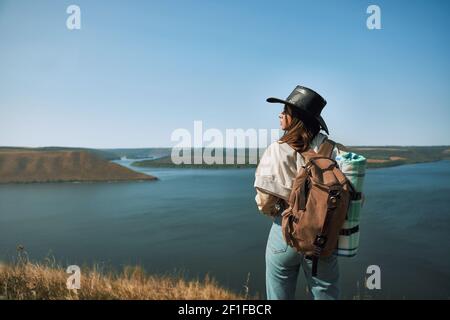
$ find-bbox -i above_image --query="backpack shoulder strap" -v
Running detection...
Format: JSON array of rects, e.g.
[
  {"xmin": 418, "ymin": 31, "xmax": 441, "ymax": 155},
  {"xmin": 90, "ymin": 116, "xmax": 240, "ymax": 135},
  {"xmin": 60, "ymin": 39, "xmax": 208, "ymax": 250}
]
[{"xmin": 317, "ymin": 138, "xmax": 336, "ymax": 158}]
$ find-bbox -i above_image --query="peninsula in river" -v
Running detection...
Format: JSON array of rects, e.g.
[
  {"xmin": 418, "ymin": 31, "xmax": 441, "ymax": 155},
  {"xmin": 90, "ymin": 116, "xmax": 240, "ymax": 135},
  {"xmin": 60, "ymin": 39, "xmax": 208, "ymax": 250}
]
[{"xmin": 0, "ymin": 148, "xmax": 157, "ymax": 183}]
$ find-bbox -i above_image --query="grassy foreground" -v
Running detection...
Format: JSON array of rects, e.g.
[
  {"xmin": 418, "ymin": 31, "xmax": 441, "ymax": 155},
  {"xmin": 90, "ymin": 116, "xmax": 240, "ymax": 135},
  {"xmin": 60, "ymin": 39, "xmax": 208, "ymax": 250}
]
[{"xmin": 0, "ymin": 261, "xmax": 250, "ymax": 300}]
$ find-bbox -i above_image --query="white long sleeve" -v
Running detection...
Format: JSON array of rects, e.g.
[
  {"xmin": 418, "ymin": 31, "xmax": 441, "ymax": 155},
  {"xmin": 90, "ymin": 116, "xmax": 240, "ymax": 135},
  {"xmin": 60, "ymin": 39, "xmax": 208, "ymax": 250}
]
[{"xmin": 254, "ymin": 132, "xmax": 345, "ymax": 205}]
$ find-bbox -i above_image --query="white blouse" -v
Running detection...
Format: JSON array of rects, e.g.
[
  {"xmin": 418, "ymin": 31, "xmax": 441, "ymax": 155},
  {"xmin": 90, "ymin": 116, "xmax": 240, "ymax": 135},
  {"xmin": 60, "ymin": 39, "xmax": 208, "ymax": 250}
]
[{"xmin": 253, "ymin": 132, "xmax": 344, "ymax": 216}]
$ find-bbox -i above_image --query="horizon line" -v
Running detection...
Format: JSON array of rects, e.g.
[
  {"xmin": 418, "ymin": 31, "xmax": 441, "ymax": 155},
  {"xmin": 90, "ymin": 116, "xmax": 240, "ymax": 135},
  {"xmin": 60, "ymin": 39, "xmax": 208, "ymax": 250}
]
[{"xmin": 1, "ymin": 144, "xmax": 450, "ymax": 149}]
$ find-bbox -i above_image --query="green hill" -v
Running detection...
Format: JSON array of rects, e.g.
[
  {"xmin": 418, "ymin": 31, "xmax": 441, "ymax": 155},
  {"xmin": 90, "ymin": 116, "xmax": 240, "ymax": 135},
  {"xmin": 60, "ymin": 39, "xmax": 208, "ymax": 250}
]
[
  {"xmin": 0, "ymin": 146, "xmax": 120, "ymax": 160},
  {"xmin": 0, "ymin": 149, "xmax": 157, "ymax": 183}
]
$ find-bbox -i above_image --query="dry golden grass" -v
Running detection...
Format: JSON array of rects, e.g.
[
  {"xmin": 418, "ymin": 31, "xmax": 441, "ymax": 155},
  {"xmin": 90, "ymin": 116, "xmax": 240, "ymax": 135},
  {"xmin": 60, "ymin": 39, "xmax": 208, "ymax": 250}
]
[{"xmin": 0, "ymin": 261, "xmax": 252, "ymax": 300}]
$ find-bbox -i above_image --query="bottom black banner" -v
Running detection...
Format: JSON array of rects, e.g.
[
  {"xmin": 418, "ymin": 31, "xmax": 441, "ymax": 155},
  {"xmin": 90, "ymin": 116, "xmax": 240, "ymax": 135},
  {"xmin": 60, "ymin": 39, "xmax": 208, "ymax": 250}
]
[{"xmin": 0, "ymin": 299, "xmax": 443, "ymax": 319}]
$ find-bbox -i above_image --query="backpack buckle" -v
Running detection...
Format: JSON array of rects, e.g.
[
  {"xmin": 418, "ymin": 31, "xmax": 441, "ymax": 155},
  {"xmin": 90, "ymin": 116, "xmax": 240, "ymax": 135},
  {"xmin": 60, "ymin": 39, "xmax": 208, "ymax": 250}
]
[
  {"xmin": 314, "ymin": 234, "xmax": 327, "ymax": 248},
  {"xmin": 328, "ymin": 196, "xmax": 338, "ymax": 207},
  {"xmin": 328, "ymin": 188, "xmax": 341, "ymax": 208}
]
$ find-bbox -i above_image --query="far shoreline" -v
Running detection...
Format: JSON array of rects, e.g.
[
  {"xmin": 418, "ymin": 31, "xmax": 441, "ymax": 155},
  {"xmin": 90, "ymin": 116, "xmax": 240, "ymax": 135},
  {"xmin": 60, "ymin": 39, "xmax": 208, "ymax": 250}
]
[
  {"xmin": 128, "ymin": 145, "xmax": 450, "ymax": 171},
  {"xmin": 129, "ymin": 158, "xmax": 450, "ymax": 170}
]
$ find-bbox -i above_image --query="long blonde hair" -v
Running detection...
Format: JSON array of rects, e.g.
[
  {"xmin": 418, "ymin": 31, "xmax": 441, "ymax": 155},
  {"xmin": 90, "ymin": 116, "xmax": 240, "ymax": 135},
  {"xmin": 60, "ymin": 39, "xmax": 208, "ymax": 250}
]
[{"xmin": 278, "ymin": 104, "xmax": 321, "ymax": 153}]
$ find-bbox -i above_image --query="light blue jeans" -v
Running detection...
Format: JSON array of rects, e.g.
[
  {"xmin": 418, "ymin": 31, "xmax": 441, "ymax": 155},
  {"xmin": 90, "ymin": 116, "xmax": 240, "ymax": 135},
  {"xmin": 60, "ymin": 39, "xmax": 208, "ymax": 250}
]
[{"xmin": 265, "ymin": 215, "xmax": 340, "ymax": 300}]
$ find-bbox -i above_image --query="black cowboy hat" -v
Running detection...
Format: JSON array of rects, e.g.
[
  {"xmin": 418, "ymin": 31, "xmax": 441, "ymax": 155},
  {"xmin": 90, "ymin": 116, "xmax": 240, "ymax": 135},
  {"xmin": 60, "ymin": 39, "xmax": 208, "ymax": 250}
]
[{"xmin": 266, "ymin": 85, "xmax": 329, "ymax": 135}]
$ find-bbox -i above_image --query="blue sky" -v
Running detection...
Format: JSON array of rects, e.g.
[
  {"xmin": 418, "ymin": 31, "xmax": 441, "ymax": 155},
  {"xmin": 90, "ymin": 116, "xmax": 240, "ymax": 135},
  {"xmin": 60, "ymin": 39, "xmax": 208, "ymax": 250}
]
[{"xmin": 0, "ymin": 0, "xmax": 449, "ymax": 148}]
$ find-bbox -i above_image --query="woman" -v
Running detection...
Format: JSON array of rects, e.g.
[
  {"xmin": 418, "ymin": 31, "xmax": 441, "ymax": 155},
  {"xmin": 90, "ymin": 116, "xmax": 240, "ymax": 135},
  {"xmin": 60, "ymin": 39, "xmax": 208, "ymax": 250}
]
[{"xmin": 254, "ymin": 85, "xmax": 345, "ymax": 300}]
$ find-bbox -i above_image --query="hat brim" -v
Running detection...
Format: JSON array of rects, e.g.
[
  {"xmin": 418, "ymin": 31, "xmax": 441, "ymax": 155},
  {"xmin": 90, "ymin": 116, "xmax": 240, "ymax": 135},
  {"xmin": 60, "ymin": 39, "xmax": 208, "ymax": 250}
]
[{"xmin": 266, "ymin": 97, "xmax": 329, "ymax": 135}]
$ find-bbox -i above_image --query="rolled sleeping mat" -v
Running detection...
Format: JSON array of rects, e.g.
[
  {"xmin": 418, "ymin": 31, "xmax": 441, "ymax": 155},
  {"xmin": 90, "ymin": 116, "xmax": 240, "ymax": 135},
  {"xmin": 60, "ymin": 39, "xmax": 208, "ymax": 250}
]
[
  {"xmin": 337, "ymin": 226, "xmax": 360, "ymax": 257},
  {"xmin": 335, "ymin": 152, "xmax": 367, "ymax": 257},
  {"xmin": 337, "ymin": 200, "xmax": 362, "ymax": 257},
  {"xmin": 336, "ymin": 151, "xmax": 366, "ymax": 192}
]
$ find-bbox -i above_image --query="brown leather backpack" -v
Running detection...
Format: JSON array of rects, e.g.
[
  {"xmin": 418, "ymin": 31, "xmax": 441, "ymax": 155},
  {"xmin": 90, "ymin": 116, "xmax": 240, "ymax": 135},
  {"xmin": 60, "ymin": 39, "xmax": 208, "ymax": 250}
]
[{"xmin": 281, "ymin": 138, "xmax": 355, "ymax": 276}]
